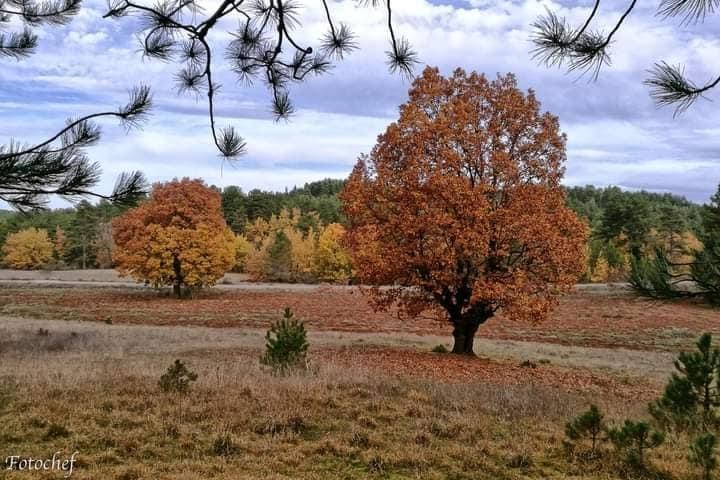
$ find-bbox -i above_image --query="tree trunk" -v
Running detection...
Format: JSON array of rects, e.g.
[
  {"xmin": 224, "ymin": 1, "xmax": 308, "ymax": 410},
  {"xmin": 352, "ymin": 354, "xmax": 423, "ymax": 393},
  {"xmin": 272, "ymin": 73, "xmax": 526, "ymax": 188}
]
[
  {"xmin": 450, "ymin": 306, "xmax": 493, "ymax": 355},
  {"xmin": 172, "ymin": 254, "xmax": 183, "ymax": 299}
]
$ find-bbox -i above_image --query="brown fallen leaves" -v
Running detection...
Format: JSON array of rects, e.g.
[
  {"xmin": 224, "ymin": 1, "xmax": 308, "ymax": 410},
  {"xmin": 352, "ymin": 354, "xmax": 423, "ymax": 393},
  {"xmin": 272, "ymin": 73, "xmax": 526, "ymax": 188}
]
[{"xmin": 318, "ymin": 346, "xmax": 658, "ymax": 401}]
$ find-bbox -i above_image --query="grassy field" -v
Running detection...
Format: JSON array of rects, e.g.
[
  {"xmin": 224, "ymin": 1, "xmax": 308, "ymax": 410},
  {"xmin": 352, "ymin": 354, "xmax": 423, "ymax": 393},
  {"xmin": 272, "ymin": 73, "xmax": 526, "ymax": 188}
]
[{"xmin": 0, "ymin": 281, "xmax": 715, "ymax": 479}]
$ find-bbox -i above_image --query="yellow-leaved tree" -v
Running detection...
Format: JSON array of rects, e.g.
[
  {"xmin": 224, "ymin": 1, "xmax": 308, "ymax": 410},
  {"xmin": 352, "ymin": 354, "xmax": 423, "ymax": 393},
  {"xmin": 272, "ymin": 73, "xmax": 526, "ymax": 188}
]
[
  {"xmin": 244, "ymin": 234, "xmax": 271, "ymax": 279},
  {"xmin": 286, "ymin": 226, "xmax": 317, "ymax": 282},
  {"xmin": 233, "ymin": 234, "xmax": 252, "ymax": 272},
  {"xmin": 314, "ymin": 223, "xmax": 352, "ymax": 282},
  {"xmin": 2, "ymin": 227, "xmax": 54, "ymax": 269},
  {"xmin": 113, "ymin": 178, "xmax": 235, "ymax": 297}
]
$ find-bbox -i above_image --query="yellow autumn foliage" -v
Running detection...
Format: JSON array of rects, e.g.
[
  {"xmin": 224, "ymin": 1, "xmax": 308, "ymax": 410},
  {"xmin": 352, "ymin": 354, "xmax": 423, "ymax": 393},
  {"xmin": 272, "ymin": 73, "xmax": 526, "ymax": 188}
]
[
  {"xmin": 234, "ymin": 234, "xmax": 252, "ymax": 272},
  {"xmin": 244, "ymin": 235, "xmax": 272, "ymax": 280},
  {"xmin": 2, "ymin": 227, "xmax": 54, "ymax": 270},
  {"xmin": 314, "ymin": 223, "xmax": 352, "ymax": 282},
  {"xmin": 589, "ymin": 256, "xmax": 609, "ymax": 283},
  {"xmin": 285, "ymin": 226, "xmax": 317, "ymax": 281},
  {"xmin": 240, "ymin": 209, "xmax": 352, "ymax": 283},
  {"xmin": 245, "ymin": 208, "xmax": 299, "ymax": 244}
]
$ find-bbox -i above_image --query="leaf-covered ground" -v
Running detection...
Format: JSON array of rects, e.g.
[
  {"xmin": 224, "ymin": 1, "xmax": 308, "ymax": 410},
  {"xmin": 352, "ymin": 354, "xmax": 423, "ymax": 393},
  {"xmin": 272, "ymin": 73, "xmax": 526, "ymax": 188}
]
[{"xmin": 0, "ymin": 283, "xmax": 715, "ymax": 351}]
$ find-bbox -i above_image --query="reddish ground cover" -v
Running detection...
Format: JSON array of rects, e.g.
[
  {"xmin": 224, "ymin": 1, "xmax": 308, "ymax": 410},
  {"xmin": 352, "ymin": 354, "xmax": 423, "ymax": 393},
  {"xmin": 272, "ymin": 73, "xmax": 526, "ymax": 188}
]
[
  {"xmin": 318, "ymin": 346, "xmax": 658, "ymax": 401},
  {"xmin": 0, "ymin": 284, "xmax": 716, "ymax": 351}
]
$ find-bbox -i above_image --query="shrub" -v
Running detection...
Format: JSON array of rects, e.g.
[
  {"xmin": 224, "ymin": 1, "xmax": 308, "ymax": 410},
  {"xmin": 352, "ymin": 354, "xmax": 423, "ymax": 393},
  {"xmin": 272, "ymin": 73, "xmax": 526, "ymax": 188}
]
[
  {"xmin": 367, "ymin": 456, "xmax": 385, "ymax": 474},
  {"xmin": 260, "ymin": 308, "xmax": 309, "ymax": 373},
  {"xmin": 349, "ymin": 431, "xmax": 370, "ymax": 448},
  {"xmin": 689, "ymin": 433, "xmax": 717, "ymax": 480},
  {"xmin": 608, "ymin": 420, "xmax": 664, "ymax": 469},
  {"xmin": 212, "ymin": 433, "xmax": 240, "ymax": 456},
  {"xmin": 565, "ymin": 404, "xmax": 605, "ymax": 455},
  {"xmin": 158, "ymin": 359, "xmax": 198, "ymax": 393},
  {"xmin": 431, "ymin": 344, "xmax": 448, "ymax": 354},
  {"xmin": 44, "ymin": 423, "xmax": 70, "ymax": 439},
  {"xmin": 506, "ymin": 453, "xmax": 532, "ymax": 469}
]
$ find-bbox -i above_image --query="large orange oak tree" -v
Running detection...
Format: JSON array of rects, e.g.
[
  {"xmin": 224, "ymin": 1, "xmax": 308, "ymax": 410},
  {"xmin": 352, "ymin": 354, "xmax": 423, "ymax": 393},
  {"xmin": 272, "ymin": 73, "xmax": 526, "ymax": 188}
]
[
  {"xmin": 341, "ymin": 67, "xmax": 588, "ymax": 355},
  {"xmin": 113, "ymin": 178, "xmax": 235, "ymax": 297}
]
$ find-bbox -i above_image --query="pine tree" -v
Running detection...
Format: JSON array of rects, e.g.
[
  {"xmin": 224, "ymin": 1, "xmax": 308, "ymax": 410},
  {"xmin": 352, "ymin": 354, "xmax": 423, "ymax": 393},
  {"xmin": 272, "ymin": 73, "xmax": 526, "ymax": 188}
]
[
  {"xmin": 689, "ymin": 433, "xmax": 718, "ymax": 480},
  {"xmin": 650, "ymin": 333, "xmax": 720, "ymax": 432},
  {"xmin": 264, "ymin": 231, "xmax": 293, "ymax": 282},
  {"xmin": 565, "ymin": 404, "xmax": 605, "ymax": 455},
  {"xmin": 630, "ymin": 183, "xmax": 720, "ymax": 305},
  {"xmin": 607, "ymin": 420, "xmax": 664, "ymax": 469},
  {"xmin": 261, "ymin": 308, "xmax": 309, "ymax": 374}
]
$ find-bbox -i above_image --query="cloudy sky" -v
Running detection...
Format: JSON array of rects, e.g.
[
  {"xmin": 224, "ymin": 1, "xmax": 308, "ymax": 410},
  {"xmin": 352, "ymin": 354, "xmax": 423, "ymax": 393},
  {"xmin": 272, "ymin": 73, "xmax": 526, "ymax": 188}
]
[{"xmin": 2, "ymin": 0, "xmax": 720, "ymax": 206}]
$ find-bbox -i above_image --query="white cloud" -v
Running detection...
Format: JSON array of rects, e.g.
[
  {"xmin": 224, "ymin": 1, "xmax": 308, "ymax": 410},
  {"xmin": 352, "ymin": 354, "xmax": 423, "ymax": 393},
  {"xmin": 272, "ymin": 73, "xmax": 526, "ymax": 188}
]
[{"xmin": 2, "ymin": 0, "xmax": 720, "ymax": 208}]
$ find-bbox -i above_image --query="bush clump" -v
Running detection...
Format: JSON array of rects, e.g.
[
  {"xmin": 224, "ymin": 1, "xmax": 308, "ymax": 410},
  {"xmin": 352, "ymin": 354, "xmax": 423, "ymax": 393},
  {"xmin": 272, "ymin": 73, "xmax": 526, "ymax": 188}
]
[
  {"xmin": 431, "ymin": 344, "xmax": 448, "ymax": 354},
  {"xmin": 44, "ymin": 423, "xmax": 71, "ymax": 439},
  {"xmin": 261, "ymin": 308, "xmax": 309, "ymax": 373},
  {"xmin": 158, "ymin": 359, "xmax": 198, "ymax": 393},
  {"xmin": 212, "ymin": 433, "xmax": 240, "ymax": 456}
]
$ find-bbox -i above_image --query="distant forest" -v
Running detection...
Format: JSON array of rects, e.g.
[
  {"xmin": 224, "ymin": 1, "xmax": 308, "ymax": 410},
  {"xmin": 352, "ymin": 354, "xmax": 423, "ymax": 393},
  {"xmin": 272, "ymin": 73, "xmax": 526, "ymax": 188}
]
[{"xmin": 0, "ymin": 180, "xmax": 708, "ymax": 282}]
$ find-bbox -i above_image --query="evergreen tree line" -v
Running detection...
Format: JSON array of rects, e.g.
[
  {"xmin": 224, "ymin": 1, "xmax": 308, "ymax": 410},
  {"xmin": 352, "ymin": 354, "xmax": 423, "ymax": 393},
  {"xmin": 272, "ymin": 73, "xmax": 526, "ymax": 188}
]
[
  {"xmin": 219, "ymin": 179, "xmax": 346, "ymax": 234},
  {"xmin": 630, "ymin": 186, "xmax": 720, "ymax": 304},
  {"xmin": 566, "ymin": 185, "xmax": 705, "ymax": 283}
]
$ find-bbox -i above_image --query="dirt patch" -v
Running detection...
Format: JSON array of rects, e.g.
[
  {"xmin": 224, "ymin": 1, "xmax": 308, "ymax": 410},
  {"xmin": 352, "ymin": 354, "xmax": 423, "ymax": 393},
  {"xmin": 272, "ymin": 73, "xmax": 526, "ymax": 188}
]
[{"xmin": 0, "ymin": 268, "xmax": 250, "ymax": 284}]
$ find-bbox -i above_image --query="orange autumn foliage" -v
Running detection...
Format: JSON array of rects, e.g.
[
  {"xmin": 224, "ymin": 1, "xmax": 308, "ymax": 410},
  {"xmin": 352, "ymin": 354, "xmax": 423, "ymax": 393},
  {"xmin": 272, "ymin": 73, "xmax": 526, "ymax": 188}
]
[
  {"xmin": 341, "ymin": 67, "xmax": 588, "ymax": 354},
  {"xmin": 112, "ymin": 178, "xmax": 235, "ymax": 297}
]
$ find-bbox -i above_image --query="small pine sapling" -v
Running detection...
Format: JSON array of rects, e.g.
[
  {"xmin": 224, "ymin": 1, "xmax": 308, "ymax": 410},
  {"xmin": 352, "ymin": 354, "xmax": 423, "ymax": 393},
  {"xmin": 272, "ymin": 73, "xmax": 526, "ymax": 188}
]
[
  {"xmin": 689, "ymin": 433, "xmax": 718, "ymax": 480},
  {"xmin": 261, "ymin": 307, "xmax": 309, "ymax": 373},
  {"xmin": 565, "ymin": 405, "xmax": 605, "ymax": 455},
  {"xmin": 608, "ymin": 420, "xmax": 665, "ymax": 469},
  {"xmin": 159, "ymin": 359, "xmax": 198, "ymax": 393}
]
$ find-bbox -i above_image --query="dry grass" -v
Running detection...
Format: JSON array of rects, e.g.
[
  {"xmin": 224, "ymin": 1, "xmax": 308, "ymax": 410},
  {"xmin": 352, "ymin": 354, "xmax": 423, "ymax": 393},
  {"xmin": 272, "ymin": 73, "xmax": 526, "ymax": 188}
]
[
  {"xmin": 0, "ymin": 350, "xmax": 640, "ymax": 479},
  {"xmin": 0, "ymin": 316, "xmax": 694, "ymax": 479},
  {"xmin": 0, "ymin": 281, "xmax": 709, "ymax": 479}
]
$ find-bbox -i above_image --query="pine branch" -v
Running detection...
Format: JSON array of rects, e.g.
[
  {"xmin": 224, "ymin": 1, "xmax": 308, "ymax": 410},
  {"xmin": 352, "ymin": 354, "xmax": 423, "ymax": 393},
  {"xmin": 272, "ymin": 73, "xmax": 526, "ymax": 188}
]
[
  {"xmin": 658, "ymin": 0, "xmax": 720, "ymax": 24},
  {"xmin": 533, "ymin": 0, "xmax": 720, "ymax": 112},
  {"xmin": 645, "ymin": 62, "xmax": 720, "ymax": 116},
  {"xmin": 104, "ymin": 0, "xmax": 417, "ymax": 159},
  {"xmin": 0, "ymin": 0, "xmax": 80, "ymax": 58},
  {"xmin": 0, "ymin": 27, "xmax": 37, "ymax": 58},
  {"xmin": 0, "ymin": 87, "xmax": 152, "ymax": 210}
]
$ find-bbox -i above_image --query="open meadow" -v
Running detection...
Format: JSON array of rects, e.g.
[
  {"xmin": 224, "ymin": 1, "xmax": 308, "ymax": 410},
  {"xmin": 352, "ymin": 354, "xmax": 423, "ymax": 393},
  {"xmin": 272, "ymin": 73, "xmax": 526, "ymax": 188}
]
[{"xmin": 1, "ymin": 276, "xmax": 719, "ymax": 479}]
